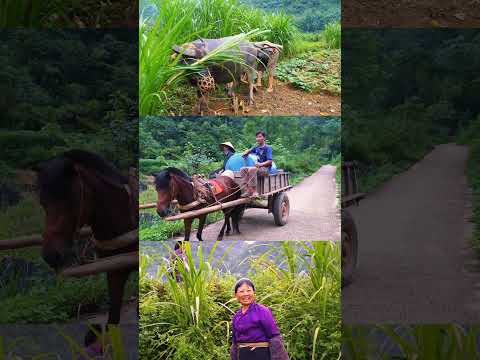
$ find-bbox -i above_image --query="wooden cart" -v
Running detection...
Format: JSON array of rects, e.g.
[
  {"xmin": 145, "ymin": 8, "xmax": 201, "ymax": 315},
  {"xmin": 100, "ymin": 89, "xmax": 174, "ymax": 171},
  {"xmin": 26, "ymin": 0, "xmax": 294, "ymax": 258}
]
[
  {"xmin": 341, "ymin": 161, "xmax": 365, "ymax": 286},
  {"xmin": 144, "ymin": 171, "xmax": 293, "ymax": 226}
]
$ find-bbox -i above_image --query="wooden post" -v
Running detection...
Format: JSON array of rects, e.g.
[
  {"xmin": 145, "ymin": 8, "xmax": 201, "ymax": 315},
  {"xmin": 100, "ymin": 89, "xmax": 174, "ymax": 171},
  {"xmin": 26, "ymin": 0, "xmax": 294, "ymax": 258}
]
[
  {"xmin": 61, "ymin": 252, "xmax": 139, "ymax": 278},
  {"xmin": 164, "ymin": 198, "xmax": 251, "ymax": 221}
]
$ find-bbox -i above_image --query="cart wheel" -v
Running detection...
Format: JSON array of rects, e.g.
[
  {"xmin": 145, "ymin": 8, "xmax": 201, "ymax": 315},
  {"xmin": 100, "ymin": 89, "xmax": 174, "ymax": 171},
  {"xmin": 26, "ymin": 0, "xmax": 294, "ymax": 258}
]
[
  {"xmin": 341, "ymin": 209, "xmax": 358, "ymax": 287},
  {"xmin": 273, "ymin": 192, "xmax": 289, "ymax": 226}
]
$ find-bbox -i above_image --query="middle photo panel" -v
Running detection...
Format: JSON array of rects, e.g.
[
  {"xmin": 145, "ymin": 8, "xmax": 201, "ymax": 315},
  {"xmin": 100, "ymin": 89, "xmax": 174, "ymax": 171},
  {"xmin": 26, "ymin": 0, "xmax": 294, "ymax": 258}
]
[{"xmin": 138, "ymin": 116, "xmax": 340, "ymax": 242}]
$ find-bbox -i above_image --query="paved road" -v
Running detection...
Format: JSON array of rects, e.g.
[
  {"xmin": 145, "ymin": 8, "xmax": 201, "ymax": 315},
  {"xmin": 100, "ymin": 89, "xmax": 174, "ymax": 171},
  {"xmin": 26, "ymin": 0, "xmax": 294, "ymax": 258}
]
[
  {"xmin": 172, "ymin": 165, "xmax": 340, "ymax": 242},
  {"xmin": 343, "ymin": 144, "xmax": 480, "ymax": 323}
]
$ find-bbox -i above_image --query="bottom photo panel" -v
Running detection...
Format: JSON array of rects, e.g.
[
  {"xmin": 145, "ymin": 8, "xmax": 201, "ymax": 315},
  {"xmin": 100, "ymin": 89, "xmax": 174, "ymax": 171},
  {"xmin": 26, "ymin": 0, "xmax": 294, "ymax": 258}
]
[
  {"xmin": 139, "ymin": 240, "xmax": 341, "ymax": 360},
  {"xmin": 343, "ymin": 324, "xmax": 480, "ymax": 359}
]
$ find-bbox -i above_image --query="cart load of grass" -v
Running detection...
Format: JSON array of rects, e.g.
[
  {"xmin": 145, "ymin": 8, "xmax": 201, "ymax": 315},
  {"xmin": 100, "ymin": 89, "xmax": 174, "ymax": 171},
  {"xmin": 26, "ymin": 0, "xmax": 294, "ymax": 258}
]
[
  {"xmin": 139, "ymin": 241, "xmax": 341, "ymax": 360},
  {"xmin": 140, "ymin": 0, "xmax": 299, "ymax": 115}
]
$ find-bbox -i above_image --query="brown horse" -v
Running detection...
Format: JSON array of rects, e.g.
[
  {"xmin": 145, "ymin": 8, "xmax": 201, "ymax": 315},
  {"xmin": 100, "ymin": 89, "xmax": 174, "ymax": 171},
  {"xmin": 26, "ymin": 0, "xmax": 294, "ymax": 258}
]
[
  {"xmin": 35, "ymin": 150, "xmax": 138, "ymax": 325},
  {"xmin": 153, "ymin": 167, "xmax": 243, "ymax": 241}
]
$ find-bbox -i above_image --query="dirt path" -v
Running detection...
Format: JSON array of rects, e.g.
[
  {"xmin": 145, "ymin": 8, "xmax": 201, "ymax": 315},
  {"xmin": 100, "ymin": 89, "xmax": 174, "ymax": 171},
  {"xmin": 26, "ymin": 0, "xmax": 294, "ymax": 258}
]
[
  {"xmin": 343, "ymin": 0, "xmax": 480, "ymax": 27},
  {"xmin": 208, "ymin": 80, "xmax": 340, "ymax": 116},
  {"xmin": 171, "ymin": 165, "xmax": 340, "ymax": 242},
  {"xmin": 343, "ymin": 144, "xmax": 480, "ymax": 323}
]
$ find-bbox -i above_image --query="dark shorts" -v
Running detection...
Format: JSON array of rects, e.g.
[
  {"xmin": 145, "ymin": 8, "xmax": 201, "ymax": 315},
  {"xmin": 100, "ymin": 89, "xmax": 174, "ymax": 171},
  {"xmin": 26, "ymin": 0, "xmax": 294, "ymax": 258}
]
[{"xmin": 239, "ymin": 346, "xmax": 270, "ymax": 360}]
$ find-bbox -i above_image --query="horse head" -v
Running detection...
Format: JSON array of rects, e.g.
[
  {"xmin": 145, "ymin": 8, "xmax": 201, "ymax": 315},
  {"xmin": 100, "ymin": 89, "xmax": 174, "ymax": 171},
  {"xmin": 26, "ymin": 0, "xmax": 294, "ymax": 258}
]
[
  {"xmin": 35, "ymin": 150, "xmax": 134, "ymax": 271},
  {"xmin": 153, "ymin": 167, "xmax": 192, "ymax": 218}
]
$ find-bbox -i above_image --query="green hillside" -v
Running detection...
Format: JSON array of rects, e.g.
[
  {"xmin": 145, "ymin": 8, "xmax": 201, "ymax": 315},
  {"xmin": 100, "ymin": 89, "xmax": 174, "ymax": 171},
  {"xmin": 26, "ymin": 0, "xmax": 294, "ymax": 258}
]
[{"xmin": 240, "ymin": 0, "xmax": 340, "ymax": 32}]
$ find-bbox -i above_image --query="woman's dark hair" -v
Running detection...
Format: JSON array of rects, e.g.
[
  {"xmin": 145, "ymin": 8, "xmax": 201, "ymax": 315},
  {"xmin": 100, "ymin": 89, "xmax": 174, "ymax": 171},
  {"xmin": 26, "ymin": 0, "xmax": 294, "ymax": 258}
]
[
  {"xmin": 255, "ymin": 130, "xmax": 266, "ymax": 138},
  {"xmin": 234, "ymin": 278, "xmax": 255, "ymax": 293}
]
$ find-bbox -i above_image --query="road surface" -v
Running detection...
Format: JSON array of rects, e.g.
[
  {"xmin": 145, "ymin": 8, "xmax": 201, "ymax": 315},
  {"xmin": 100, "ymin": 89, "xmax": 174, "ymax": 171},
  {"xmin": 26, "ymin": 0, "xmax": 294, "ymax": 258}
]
[
  {"xmin": 172, "ymin": 165, "xmax": 340, "ymax": 242},
  {"xmin": 343, "ymin": 143, "xmax": 480, "ymax": 323}
]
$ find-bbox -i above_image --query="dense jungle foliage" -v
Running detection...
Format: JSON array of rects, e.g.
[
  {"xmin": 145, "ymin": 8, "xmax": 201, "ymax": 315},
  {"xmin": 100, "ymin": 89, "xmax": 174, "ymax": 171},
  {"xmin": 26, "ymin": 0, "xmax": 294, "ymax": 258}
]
[
  {"xmin": 343, "ymin": 30, "xmax": 480, "ymax": 192},
  {"xmin": 0, "ymin": 29, "xmax": 138, "ymax": 323},
  {"xmin": 240, "ymin": 0, "xmax": 340, "ymax": 32},
  {"xmin": 139, "ymin": 116, "xmax": 340, "ymax": 241},
  {"xmin": 140, "ymin": 241, "xmax": 341, "ymax": 360},
  {"xmin": 0, "ymin": 0, "xmax": 137, "ymax": 27},
  {"xmin": 343, "ymin": 29, "xmax": 480, "ymax": 258}
]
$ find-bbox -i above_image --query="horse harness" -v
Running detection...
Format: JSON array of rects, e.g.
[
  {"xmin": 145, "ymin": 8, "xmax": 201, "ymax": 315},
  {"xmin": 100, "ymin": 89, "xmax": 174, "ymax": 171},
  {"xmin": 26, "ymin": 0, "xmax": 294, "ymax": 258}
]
[{"xmin": 74, "ymin": 165, "xmax": 138, "ymax": 252}]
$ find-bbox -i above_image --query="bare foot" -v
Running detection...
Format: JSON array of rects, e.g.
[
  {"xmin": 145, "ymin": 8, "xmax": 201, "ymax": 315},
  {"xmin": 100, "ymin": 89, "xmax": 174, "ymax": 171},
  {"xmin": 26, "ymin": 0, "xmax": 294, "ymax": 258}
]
[{"xmin": 267, "ymin": 88, "xmax": 273, "ymax": 93}]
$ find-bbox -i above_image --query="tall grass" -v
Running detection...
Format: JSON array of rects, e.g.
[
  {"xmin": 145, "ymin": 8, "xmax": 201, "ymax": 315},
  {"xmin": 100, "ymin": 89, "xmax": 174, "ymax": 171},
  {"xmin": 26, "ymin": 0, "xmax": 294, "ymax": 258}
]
[
  {"xmin": 140, "ymin": 241, "xmax": 341, "ymax": 359},
  {"xmin": 343, "ymin": 325, "xmax": 480, "ymax": 360},
  {"xmin": 322, "ymin": 22, "xmax": 341, "ymax": 49},
  {"xmin": 139, "ymin": 0, "xmax": 299, "ymax": 115}
]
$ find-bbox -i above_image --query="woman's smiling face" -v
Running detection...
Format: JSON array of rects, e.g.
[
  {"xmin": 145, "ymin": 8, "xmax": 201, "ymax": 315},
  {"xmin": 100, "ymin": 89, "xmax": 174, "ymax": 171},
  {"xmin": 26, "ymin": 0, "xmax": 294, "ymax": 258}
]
[{"xmin": 235, "ymin": 283, "xmax": 255, "ymax": 306}]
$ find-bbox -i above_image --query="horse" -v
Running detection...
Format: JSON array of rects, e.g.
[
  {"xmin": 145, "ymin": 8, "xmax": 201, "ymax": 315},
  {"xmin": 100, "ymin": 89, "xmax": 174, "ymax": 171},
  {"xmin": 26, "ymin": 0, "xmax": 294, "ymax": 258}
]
[
  {"xmin": 153, "ymin": 167, "xmax": 243, "ymax": 241},
  {"xmin": 35, "ymin": 149, "xmax": 138, "ymax": 325}
]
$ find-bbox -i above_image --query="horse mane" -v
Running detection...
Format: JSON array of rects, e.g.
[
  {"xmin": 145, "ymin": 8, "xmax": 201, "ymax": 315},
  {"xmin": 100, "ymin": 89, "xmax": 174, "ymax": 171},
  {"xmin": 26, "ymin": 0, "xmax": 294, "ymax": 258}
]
[
  {"xmin": 37, "ymin": 150, "xmax": 127, "ymax": 201},
  {"xmin": 165, "ymin": 167, "xmax": 191, "ymax": 181},
  {"xmin": 154, "ymin": 167, "xmax": 191, "ymax": 189},
  {"xmin": 63, "ymin": 150, "xmax": 128, "ymax": 186}
]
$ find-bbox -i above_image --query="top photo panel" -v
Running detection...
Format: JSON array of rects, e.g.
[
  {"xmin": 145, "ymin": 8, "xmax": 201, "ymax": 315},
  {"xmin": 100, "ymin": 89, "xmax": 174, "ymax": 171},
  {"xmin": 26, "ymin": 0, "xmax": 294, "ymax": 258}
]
[
  {"xmin": 139, "ymin": 0, "xmax": 341, "ymax": 116},
  {"xmin": 343, "ymin": 0, "xmax": 480, "ymax": 27},
  {"xmin": 0, "ymin": 0, "xmax": 138, "ymax": 27}
]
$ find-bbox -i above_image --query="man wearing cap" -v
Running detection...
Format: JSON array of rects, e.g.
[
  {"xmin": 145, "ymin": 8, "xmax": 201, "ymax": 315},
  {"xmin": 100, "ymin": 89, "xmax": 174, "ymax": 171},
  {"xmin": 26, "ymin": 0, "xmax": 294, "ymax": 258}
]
[{"xmin": 241, "ymin": 130, "xmax": 273, "ymax": 198}]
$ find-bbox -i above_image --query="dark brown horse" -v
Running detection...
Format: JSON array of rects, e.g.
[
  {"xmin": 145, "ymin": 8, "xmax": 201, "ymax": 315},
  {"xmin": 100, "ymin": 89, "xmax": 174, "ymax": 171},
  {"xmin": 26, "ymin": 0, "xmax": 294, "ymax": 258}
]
[
  {"xmin": 153, "ymin": 167, "xmax": 243, "ymax": 241},
  {"xmin": 35, "ymin": 150, "xmax": 138, "ymax": 325}
]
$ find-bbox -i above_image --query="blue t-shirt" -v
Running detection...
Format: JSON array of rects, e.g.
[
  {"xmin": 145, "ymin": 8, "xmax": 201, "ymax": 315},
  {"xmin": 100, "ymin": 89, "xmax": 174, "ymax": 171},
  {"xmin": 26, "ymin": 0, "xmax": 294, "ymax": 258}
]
[{"xmin": 251, "ymin": 144, "xmax": 273, "ymax": 166}]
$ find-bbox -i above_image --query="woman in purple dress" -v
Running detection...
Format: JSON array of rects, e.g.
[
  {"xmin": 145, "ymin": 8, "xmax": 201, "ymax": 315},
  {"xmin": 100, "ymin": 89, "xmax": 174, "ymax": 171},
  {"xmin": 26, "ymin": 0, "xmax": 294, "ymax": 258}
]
[{"xmin": 230, "ymin": 278, "xmax": 290, "ymax": 360}]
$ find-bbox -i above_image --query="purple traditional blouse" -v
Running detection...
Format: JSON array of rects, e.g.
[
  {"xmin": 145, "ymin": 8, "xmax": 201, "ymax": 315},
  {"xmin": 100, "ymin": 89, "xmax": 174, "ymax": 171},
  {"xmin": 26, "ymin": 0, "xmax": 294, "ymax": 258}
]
[{"xmin": 232, "ymin": 302, "xmax": 280, "ymax": 343}]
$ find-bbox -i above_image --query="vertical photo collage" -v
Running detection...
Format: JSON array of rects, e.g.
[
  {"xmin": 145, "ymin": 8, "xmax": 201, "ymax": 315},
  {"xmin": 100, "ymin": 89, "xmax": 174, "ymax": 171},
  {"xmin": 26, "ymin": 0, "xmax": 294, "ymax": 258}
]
[{"xmin": 1, "ymin": 0, "xmax": 480, "ymax": 359}]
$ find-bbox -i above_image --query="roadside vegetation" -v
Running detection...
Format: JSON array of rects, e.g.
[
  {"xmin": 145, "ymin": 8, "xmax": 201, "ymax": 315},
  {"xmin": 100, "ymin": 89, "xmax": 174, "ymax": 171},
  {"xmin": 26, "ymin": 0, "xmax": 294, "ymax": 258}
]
[
  {"xmin": 139, "ymin": 241, "xmax": 341, "ymax": 360},
  {"xmin": 343, "ymin": 324, "xmax": 480, "ymax": 359},
  {"xmin": 343, "ymin": 30, "xmax": 480, "ymax": 193},
  {"xmin": 458, "ymin": 116, "xmax": 480, "ymax": 257}
]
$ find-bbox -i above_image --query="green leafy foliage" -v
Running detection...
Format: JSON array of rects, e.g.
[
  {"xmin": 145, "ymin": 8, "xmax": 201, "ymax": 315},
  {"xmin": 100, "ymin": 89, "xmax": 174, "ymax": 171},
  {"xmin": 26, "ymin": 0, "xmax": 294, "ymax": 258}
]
[
  {"xmin": 1, "ymin": 0, "xmax": 137, "ymax": 27},
  {"xmin": 240, "ymin": 0, "xmax": 340, "ymax": 32},
  {"xmin": 139, "ymin": 241, "xmax": 341, "ymax": 359},
  {"xmin": 343, "ymin": 30, "xmax": 480, "ymax": 193},
  {"xmin": 276, "ymin": 49, "xmax": 340, "ymax": 94}
]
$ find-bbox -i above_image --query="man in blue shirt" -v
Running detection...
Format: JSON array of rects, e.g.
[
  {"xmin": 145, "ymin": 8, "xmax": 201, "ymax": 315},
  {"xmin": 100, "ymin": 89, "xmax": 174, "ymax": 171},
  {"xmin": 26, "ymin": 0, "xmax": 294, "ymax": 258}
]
[{"xmin": 241, "ymin": 131, "xmax": 273, "ymax": 197}]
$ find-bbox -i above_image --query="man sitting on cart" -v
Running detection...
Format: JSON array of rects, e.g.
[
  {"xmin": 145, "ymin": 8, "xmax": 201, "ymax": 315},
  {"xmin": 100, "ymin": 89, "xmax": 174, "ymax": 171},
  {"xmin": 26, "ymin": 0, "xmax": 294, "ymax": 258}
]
[{"xmin": 241, "ymin": 130, "xmax": 273, "ymax": 197}]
